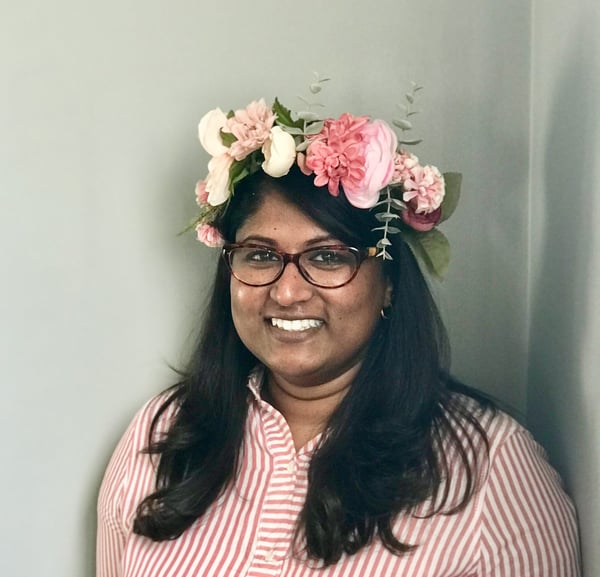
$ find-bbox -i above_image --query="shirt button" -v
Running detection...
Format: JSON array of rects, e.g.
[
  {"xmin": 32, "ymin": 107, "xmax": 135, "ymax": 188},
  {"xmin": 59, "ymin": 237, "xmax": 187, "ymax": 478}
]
[
  {"xmin": 264, "ymin": 549, "xmax": 275, "ymax": 562},
  {"xmin": 286, "ymin": 460, "xmax": 295, "ymax": 473}
]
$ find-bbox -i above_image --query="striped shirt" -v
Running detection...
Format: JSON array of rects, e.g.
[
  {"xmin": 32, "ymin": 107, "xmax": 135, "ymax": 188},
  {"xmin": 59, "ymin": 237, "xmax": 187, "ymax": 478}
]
[{"xmin": 97, "ymin": 377, "xmax": 581, "ymax": 577}]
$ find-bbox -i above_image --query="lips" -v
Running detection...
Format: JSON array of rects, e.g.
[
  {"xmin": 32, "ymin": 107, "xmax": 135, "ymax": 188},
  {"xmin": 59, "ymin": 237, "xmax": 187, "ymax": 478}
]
[{"xmin": 270, "ymin": 318, "xmax": 324, "ymax": 332}]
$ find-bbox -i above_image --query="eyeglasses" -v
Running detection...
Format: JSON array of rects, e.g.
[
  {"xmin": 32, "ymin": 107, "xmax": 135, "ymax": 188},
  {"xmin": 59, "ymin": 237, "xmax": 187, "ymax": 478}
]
[{"xmin": 222, "ymin": 243, "xmax": 377, "ymax": 288}]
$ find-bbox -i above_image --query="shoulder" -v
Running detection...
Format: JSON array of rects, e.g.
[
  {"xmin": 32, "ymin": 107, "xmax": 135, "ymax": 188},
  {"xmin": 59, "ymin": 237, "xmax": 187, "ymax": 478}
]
[
  {"xmin": 447, "ymin": 392, "xmax": 525, "ymax": 442},
  {"xmin": 129, "ymin": 389, "xmax": 180, "ymax": 447},
  {"xmin": 109, "ymin": 390, "xmax": 180, "ymax": 461},
  {"xmin": 97, "ymin": 390, "xmax": 180, "ymax": 530},
  {"xmin": 452, "ymin": 395, "xmax": 558, "ymax": 479},
  {"xmin": 445, "ymin": 395, "xmax": 580, "ymax": 572},
  {"xmin": 479, "ymin": 406, "xmax": 572, "ymax": 503},
  {"xmin": 451, "ymin": 393, "xmax": 562, "ymax": 476},
  {"xmin": 474, "ymin": 411, "xmax": 581, "ymax": 573},
  {"xmin": 441, "ymin": 393, "xmax": 572, "ymax": 501}
]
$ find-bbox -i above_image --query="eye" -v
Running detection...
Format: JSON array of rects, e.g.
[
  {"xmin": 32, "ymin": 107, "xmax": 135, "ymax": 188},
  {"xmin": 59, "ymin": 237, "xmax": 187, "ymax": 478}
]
[
  {"xmin": 242, "ymin": 247, "xmax": 280, "ymax": 265},
  {"xmin": 306, "ymin": 248, "xmax": 353, "ymax": 268}
]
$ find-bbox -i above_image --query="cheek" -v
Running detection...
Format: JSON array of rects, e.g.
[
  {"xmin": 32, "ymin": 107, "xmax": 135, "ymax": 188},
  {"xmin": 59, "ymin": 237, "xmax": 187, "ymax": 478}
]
[
  {"xmin": 337, "ymin": 272, "xmax": 389, "ymax": 325},
  {"xmin": 230, "ymin": 283, "xmax": 247, "ymax": 324},
  {"xmin": 230, "ymin": 282, "xmax": 263, "ymax": 332},
  {"xmin": 330, "ymin": 285, "xmax": 381, "ymax": 328}
]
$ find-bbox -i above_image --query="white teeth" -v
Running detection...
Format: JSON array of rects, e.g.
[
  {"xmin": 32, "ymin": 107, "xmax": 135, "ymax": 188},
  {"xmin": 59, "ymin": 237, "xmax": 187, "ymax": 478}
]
[{"xmin": 270, "ymin": 318, "xmax": 323, "ymax": 331}]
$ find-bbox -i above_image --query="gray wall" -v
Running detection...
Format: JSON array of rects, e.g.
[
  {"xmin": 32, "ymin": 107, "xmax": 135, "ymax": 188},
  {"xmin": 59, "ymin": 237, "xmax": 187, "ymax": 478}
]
[
  {"xmin": 0, "ymin": 0, "xmax": 595, "ymax": 575},
  {"xmin": 529, "ymin": 0, "xmax": 600, "ymax": 574}
]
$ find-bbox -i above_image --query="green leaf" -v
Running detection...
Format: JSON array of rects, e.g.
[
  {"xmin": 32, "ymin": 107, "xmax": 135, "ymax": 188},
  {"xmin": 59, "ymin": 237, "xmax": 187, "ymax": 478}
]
[
  {"xmin": 373, "ymin": 199, "xmax": 390, "ymax": 208},
  {"xmin": 393, "ymin": 118, "xmax": 413, "ymax": 131},
  {"xmin": 398, "ymin": 138, "xmax": 423, "ymax": 146},
  {"xmin": 439, "ymin": 172, "xmax": 462, "ymax": 223},
  {"xmin": 304, "ymin": 120, "xmax": 324, "ymax": 135},
  {"xmin": 179, "ymin": 215, "xmax": 202, "ymax": 236},
  {"xmin": 273, "ymin": 97, "xmax": 304, "ymax": 129},
  {"xmin": 373, "ymin": 225, "xmax": 402, "ymax": 234},
  {"xmin": 403, "ymin": 229, "xmax": 450, "ymax": 281},
  {"xmin": 219, "ymin": 129, "xmax": 237, "ymax": 147},
  {"xmin": 375, "ymin": 212, "xmax": 401, "ymax": 222},
  {"xmin": 282, "ymin": 126, "xmax": 306, "ymax": 136},
  {"xmin": 297, "ymin": 111, "xmax": 320, "ymax": 122},
  {"xmin": 296, "ymin": 140, "xmax": 310, "ymax": 152},
  {"xmin": 377, "ymin": 250, "xmax": 392, "ymax": 260},
  {"xmin": 229, "ymin": 160, "xmax": 250, "ymax": 188}
]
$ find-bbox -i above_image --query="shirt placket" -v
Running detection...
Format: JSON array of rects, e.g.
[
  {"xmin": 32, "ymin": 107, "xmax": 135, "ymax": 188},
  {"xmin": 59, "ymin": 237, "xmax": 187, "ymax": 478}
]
[{"xmin": 246, "ymin": 400, "xmax": 301, "ymax": 577}]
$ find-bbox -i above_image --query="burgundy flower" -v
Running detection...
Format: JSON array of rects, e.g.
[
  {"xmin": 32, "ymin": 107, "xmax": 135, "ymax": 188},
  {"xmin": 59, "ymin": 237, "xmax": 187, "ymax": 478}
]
[{"xmin": 401, "ymin": 201, "xmax": 442, "ymax": 232}]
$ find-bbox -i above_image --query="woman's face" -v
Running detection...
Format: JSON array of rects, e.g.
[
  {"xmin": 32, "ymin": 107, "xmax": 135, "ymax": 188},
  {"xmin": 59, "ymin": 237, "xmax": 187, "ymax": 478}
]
[{"xmin": 230, "ymin": 190, "xmax": 392, "ymax": 392}]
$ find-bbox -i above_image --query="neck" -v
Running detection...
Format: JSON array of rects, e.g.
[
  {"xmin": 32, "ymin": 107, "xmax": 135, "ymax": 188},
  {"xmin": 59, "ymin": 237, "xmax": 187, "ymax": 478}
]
[{"xmin": 264, "ymin": 369, "xmax": 358, "ymax": 450}]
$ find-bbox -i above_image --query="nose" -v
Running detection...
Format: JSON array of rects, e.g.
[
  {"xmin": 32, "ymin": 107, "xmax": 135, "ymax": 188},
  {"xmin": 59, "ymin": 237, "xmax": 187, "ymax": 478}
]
[{"xmin": 269, "ymin": 261, "xmax": 314, "ymax": 306}]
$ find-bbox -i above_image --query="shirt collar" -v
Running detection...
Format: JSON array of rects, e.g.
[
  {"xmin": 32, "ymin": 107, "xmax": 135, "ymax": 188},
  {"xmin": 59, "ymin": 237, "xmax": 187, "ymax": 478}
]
[{"xmin": 246, "ymin": 366, "xmax": 265, "ymax": 402}]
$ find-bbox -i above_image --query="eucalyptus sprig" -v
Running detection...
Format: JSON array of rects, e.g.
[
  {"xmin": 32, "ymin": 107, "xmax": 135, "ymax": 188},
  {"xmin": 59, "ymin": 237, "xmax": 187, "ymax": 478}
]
[
  {"xmin": 372, "ymin": 186, "xmax": 405, "ymax": 260},
  {"xmin": 393, "ymin": 82, "xmax": 424, "ymax": 147},
  {"xmin": 292, "ymin": 72, "xmax": 330, "ymax": 151}
]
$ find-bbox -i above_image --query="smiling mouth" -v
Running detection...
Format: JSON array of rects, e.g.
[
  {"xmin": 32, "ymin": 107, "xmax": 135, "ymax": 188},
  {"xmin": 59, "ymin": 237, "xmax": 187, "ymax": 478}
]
[{"xmin": 270, "ymin": 318, "xmax": 324, "ymax": 332}]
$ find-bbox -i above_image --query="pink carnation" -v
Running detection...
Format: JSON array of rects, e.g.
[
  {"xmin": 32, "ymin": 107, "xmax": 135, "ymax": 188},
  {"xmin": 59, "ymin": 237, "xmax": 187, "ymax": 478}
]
[
  {"xmin": 402, "ymin": 164, "xmax": 445, "ymax": 214},
  {"xmin": 392, "ymin": 150, "xmax": 419, "ymax": 183},
  {"xmin": 195, "ymin": 180, "xmax": 209, "ymax": 205},
  {"xmin": 196, "ymin": 223, "xmax": 225, "ymax": 247},
  {"xmin": 226, "ymin": 99, "xmax": 276, "ymax": 161}
]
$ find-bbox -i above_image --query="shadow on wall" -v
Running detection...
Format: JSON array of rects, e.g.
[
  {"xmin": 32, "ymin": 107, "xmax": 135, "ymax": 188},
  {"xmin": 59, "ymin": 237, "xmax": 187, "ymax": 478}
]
[{"xmin": 528, "ymin": 12, "xmax": 599, "ymax": 574}]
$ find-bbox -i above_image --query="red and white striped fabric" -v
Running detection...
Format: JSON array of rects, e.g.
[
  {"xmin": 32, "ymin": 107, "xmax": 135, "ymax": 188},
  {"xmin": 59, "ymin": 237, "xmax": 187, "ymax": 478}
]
[{"xmin": 97, "ymin": 378, "xmax": 581, "ymax": 577}]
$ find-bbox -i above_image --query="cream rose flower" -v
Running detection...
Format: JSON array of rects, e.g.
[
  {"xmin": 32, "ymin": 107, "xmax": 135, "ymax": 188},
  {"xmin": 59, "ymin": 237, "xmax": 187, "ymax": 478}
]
[
  {"xmin": 198, "ymin": 108, "xmax": 229, "ymax": 156},
  {"xmin": 261, "ymin": 127, "xmax": 297, "ymax": 177},
  {"xmin": 205, "ymin": 153, "xmax": 233, "ymax": 206}
]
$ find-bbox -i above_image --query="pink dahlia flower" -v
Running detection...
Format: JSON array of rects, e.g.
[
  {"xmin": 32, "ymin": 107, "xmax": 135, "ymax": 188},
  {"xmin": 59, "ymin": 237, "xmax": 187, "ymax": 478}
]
[
  {"xmin": 305, "ymin": 113, "xmax": 369, "ymax": 197},
  {"xmin": 196, "ymin": 223, "xmax": 225, "ymax": 247},
  {"xmin": 226, "ymin": 98, "xmax": 276, "ymax": 161},
  {"xmin": 402, "ymin": 164, "xmax": 445, "ymax": 214},
  {"xmin": 314, "ymin": 112, "xmax": 369, "ymax": 146}
]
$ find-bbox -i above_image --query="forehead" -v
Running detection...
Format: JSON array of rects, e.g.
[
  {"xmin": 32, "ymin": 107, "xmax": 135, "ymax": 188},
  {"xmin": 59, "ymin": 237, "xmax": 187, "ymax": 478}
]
[{"xmin": 235, "ymin": 191, "xmax": 335, "ymax": 246}]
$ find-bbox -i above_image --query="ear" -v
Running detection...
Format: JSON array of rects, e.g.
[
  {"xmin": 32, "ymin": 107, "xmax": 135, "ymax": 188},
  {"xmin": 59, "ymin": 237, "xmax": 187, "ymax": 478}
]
[{"xmin": 383, "ymin": 277, "xmax": 393, "ymax": 309}]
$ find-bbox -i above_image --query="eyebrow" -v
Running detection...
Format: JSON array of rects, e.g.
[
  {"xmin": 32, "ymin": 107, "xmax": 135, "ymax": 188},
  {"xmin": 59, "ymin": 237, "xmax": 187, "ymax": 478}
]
[{"xmin": 237, "ymin": 234, "xmax": 340, "ymax": 247}]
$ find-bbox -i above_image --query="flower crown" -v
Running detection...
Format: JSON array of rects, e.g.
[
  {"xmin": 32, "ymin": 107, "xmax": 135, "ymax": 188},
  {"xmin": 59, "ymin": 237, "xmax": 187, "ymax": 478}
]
[{"xmin": 192, "ymin": 80, "xmax": 461, "ymax": 280}]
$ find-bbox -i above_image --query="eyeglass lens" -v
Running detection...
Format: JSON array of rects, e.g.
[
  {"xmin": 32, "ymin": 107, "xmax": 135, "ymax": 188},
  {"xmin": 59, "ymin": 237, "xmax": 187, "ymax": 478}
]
[{"xmin": 227, "ymin": 246, "xmax": 361, "ymax": 288}]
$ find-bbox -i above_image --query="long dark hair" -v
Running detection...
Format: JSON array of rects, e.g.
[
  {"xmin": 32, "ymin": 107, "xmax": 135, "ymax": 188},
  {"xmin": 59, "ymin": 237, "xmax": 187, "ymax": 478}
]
[{"xmin": 133, "ymin": 166, "xmax": 493, "ymax": 565}]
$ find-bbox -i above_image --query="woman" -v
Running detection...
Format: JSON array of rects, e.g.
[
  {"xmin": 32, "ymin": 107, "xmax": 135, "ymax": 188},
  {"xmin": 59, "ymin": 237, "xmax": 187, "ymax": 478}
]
[{"xmin": 97, "ymin": 95, "xmax": 581, "ymax": 576}]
